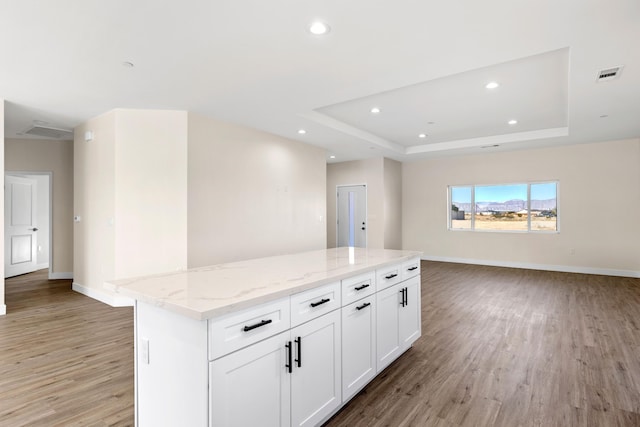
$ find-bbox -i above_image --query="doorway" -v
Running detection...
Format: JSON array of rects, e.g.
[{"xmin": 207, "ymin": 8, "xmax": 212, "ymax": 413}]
[
  {"xmin": 4, "ymin": 172, "xmax": 51, "ymax": 278},
  {"xmin": 337, "ymin": 185, "xmax": 367, "ymax": 248}
]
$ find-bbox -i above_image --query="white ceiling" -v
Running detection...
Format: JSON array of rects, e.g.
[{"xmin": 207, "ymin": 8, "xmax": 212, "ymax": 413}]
[{"xmin": 1, "ymin": 0, "xmax": 639, "ymax": 163}]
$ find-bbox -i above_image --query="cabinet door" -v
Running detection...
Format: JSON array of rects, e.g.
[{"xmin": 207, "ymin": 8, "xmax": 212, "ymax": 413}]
[
  {"xmin": 342, "ymin": 295, "xmax": 376, "ymax": 401},
  {"xmin": 291, "ymin": 310, "xmax": 341, "ymax": 427},
  {"xmin": 376, "ymin": 283, "xmax": 402, "ymax": 372},
  {"xmin": 210, "ymin": 331, "xmax": 290, "ymax": 427},
  {"xmin": 399, "ymin": 276, "xmax": 421, "ymax": 351}
]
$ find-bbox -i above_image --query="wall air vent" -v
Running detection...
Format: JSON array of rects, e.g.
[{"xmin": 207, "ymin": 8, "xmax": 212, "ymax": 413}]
[
  {"xmin": 597, "ymin": 66, "xmax": 623, "ymax": 82},
  {"xmin": 24, "ymin": 125, "xmax": 73, "ymax": 139}
]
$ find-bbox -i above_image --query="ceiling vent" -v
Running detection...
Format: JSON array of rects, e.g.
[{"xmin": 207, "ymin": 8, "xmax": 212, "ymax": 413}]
[
  {"xmin": 24, "ymin": 125, "xmax": 73, "ymax": 139},
  {"xmin": 597, "ymin": 66, "xmax": 623, "ymax": 82}
]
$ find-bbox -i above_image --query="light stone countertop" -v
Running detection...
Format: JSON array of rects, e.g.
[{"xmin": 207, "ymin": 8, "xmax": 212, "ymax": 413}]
[{"xmin": 105, "ymin": 247, "xmax": 421, "ymax": 321}]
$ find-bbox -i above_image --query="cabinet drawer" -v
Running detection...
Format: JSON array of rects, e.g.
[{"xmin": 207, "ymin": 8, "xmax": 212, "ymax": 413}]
[
  {"xmin": 376, "ymin": 263, "xmax": 403, "ymax": 291},
  {"xmin": 402, "ymin": 257, "xmax": 421, "ymax": 280},
  {"xmin": 208, "ymin": 297, "xmax": 290, "ymax": 360},
  {"xmin": 342, "ymin": 271, "xmax": 375, "ymax": 306},
  {"xmin": 290, "ymin": 281, "xmax": 341, "ymax": 327}
]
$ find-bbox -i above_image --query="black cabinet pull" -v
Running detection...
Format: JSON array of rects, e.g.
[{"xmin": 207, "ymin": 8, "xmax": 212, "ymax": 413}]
[
  {"xmin": 385, "ymin": 273, "xmax": 398, "ymax": 279},
  {"xmin": 408, "ymin": 266, "xmax": 418, "ymax": 271},
  {"xmin": 354, "ymin": 283, "xmax": 370, "ymax": 291},
  {"xmin": 285, "ymin": 341, "xmax": 292, "ymax": 373},
  {"xmin": 310, "ymin": 298, "xmax": 330, "ymax": 308},
  {"xmin": 400, "ymin": 288, "xmax": 407, "ymax": 307},
  {"xmin": 243, "ymin": 319, "xmax": 272, "ymax": 332},
  {"xmin": 356, "ymin": 302, "xmax": 371, "ymax": 311},
  {"xmin": 295, "ymin": 337, "xmax": 302, "ymax": 367}
]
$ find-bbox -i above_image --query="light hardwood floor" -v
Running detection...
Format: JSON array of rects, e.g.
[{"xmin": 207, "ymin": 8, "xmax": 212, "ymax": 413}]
[
  {"xmin": 325, "ymin": 262, "xmax": 640, "ymax": 427},
  {"xmin": 0, "ymin": 269, "xmax": 134, "ymax": 426},
  {"xmin": 2, "ymin": 263, "xmax": 639, "ymax": 426}
]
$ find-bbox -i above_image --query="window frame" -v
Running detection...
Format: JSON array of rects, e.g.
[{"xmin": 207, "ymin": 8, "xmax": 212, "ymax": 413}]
[{"xmin": 448, "ymin": 181, "xmax": 559, "ymax": 233}]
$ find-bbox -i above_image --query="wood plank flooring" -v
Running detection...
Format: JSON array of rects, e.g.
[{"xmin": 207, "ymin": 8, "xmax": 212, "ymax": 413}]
[
  {"xmin": 2, "ymin": 263, "xmax": 640, "ymax": 426},
  {"xmin": 325, "ymin": 262, "xmax": 640, "ymax": 427},
  {"xmin": 0, "ymin": 269, "xmax": 134, "ymax": 426}
]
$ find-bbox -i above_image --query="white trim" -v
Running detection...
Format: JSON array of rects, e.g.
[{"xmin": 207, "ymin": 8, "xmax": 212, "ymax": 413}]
[
  {"xmin": 72, "ymin": 282, "xmax": 134, "ymax": 307},
  {"xmin": 422, "ymin": 255, "xmax": 640, "ymax": 278},
  {"xmin": 0, "ymin": 304, "xmax": 6, "ymax": 316},
  {"xmin": 49, "ymin": 271, "xmax": 73, "ymax": 280}
]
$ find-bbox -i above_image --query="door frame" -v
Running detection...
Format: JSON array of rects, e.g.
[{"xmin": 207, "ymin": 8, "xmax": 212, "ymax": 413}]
[
  {"xmin": 5, "ymin": 171, "xmax": 53, "ymax": 279},
  {"xmin": 335, "ymin": 184, "xmax": 367, "ymax": 248}
]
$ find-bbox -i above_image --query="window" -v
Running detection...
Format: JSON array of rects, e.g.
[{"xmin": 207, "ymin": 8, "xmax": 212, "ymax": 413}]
[{"xmin": 449, "ymin": 182, "xmax": 557, "ymax": 232}]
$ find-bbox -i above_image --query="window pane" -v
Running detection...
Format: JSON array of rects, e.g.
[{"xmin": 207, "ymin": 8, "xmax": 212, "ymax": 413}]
[
  {"xmin": 531, "ymin": 182, "xmax": 557, "ymax": 231},
  {"xmin": 474, "ymin": 184, "xmax": 528, "ymax": 231},
  {"xmin": 450, "ymin": 186, "xmax": 471, "ymax": 229}
]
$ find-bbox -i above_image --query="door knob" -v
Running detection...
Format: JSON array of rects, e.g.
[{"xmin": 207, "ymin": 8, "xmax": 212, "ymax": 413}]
[{"xmin": 30, "ymin": 228, "xmax": 38, "ymax": 231}]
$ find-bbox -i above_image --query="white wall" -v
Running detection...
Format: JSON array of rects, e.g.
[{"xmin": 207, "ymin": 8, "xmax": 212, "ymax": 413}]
[
  {"xmin": 114, "ymin": 110, "xmax": 188, "ymax": 278},
  {"xmin": 1, "ymin": 100, "xmax": 5, "ymax": 315},
  {"xmin": 187, "ymin": 113, "xmax": 326, "ymax": 267},
  {"xmin": 74, "ymin": 109, "xmax": 188, "ymax": 305},
  {"xmin": 402, "ymin": 138, "xmax": 640, "ymax": 277},
  {"xmin": 383, "ymin": 158, "xmax": 402, "ymax": 250},
  {"xmin": 326, "ymin": 157, "xmax": 402, "ymax": 250}
]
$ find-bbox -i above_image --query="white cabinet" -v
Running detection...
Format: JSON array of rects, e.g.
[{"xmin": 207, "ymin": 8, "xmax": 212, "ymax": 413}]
[
  {"xmin": 291, "ymin": 310, "xmax": 341, "ymax": 427},
  {"xmin": 399, "ymin": 276, "xmax": 421, "ymax": 349},
  {"xmin": 133, "ymin": 254, "xmax": 421, "ymax": 427},
  {"xmin": 341, "ymin": 294, "xmax": 376, "ymax": 401},
  {"xmin": 376, "ymin": 275, "xmax": 422, "ymax": 372},
  {"xmin": 211, "ymin": 310, "xmax": 341, "ymax": 427},
  {"xmin": 376, "ymin": 284, "xmax": 402, "ymax": 371},
  {"xmin": 210, "ymin": 331, "xmax": 291, "ymax": 427}
]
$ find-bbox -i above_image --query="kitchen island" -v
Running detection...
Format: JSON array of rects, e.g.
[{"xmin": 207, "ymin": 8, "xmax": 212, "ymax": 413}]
[{"xmin": 108, "ymin": 247, "xmax": 422, "ymax": 427}]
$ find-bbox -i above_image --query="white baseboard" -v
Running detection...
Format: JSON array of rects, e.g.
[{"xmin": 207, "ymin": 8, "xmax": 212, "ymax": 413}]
[
  {"xmin": 422, "ymin": 255, "xmax": 640, "ymax": 278},
  {"xmin": 72, "ymin": 282, "xmax": 134, "ymax": 307},
  {"xmin": 0, "ymin": 304, "xmax": 6, "ymax": 316},
  {"xmin": 50, "ymin": 272, "xmax": 73, "ymax": 280}
]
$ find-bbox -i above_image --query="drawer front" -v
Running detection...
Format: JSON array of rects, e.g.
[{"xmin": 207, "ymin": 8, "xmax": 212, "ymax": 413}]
[
  {"xmin": 376, "ymin": 263, "xmax": 403, "ymax": 292},
  {"xmin": 402, "ymin": 257, "xmax": 421, "ymax": 280},
  {"xmin": 290, "ymin": 281, "xmax": 341, "ymax": 327},
  {"xmin": 208, "ymin": 297, "xmax": 290, "ymax": 360},
  {"xmin": 342, "ymin": 271, "xmax": 376, "ymax": 306}
]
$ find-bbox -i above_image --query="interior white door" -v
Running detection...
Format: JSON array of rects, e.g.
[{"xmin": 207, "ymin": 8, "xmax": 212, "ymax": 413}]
[
  {"xmin": 337, "ymin": 185, "xmax": 366, "ymax": 248},
  {"xmin": 4, "ymin": 175, "xmax": 38, "ymax": 278}
]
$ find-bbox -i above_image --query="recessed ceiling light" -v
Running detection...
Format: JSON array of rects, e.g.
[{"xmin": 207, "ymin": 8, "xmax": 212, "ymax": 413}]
[
  {"xmin": 309, "ymin": 21, "xmax": 331, "ymax": 35},
  {"xmin": 329, "ymin": 155, "xmax": 336, "ymax": 159},
  {"xmin": 122, "ymin": 61, "xmax": 134, "ymax": 68},
  {"xmin": 508, "ymin": 119, "xmax": 518, "ymax": 125},
  {"xmin": 418, "ymin": 133, "xmax": 427, "ymax": 139},
  {"xmin": 370, "ymin": 107, "xmax": 381, "ymax": 114},
  {"xmin": 486, "ymin": 81, "xmax": 499, "ymax": 89},
  {"xmin": 298, "ymin": 129, "xmax": 306, "ymax": 134}
]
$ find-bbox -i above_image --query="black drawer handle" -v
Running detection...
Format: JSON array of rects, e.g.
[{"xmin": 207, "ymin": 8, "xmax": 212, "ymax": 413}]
[
  {"xmin": 356, "ymin": 302, "xmax": 371, "ymax": 311},
  {"xmin": 243, "ymin": 319, "xmax": 272, "ymax": 332},
  {"xmin": 310, "ymin": 298, "xmax": 330, "ymax": 308},
  {"xmin": 385, "ymin": 273, "xmax": 398, "ymax": 279},
  {"xmin": 407, "ymin": 266, "xmax": 418, "ymax": 271},
  {"xmin": 354, "ymin": 283, "xmax": 370, "ymax": 291}
]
